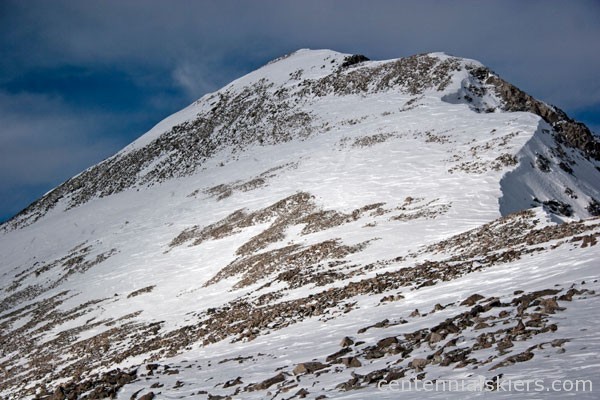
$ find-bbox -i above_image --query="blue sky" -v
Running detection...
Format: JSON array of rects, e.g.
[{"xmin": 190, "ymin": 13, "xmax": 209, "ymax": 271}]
[{"xmin": 1, "ymin": 0, "xmax": 599, "ymax": 223}]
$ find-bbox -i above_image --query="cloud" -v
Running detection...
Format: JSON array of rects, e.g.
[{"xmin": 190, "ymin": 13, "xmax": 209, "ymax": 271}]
[
  {"xmin": 171, "ymin": 60, "xmax": 232, "ymax": 100},
  {"xmin": 4, "ymin": 0, "xmax": 599, "ymax": 108},
  {"xmin": 0, "ymin": 90, "xmax": 126, "ymax": 219},
  {"xmin": 3, "ymin": 1, "xmax": 599, "ymax": 106},
  {"xmin": 0, "ymin": 91, "xmax": 121, "ymax": 186}
]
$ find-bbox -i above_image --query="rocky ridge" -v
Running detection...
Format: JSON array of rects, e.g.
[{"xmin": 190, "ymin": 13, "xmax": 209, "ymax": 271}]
[{"xmin": 4, "ymin": 51, "xmax": 599, "ymax": 230}]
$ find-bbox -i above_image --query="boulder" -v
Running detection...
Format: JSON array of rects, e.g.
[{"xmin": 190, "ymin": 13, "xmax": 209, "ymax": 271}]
[
  {"xmin": 341, "ymin": 357, "xmax": 362, "ymax": 368},
  {"xmin": 460, "ymin": 294, "xmax": 485, "ymax": 306},
  {"xmin": 410, "ymin": 358, "xmax": 428, "ymax": 370},
  {"xmin": 293, "ymin": 362, "xmax": 327, "ymax": 375},
  {"xmin": 249, "ymin": 372, "xmax": 286, "ymax": 391}
]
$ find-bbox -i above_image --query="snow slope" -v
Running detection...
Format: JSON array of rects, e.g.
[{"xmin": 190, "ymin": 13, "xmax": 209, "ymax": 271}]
[{"xmin": 0, "ymin": 49, "xmax": 599, "ymax": 399}]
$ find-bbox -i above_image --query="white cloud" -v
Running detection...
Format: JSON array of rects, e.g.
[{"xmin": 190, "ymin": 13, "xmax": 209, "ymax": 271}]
[{"xmin": 172, "ymin": 62, "xmax": 219, "ymax": 100}]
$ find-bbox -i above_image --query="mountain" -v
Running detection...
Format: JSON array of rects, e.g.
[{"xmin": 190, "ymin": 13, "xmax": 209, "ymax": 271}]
[{"xmin": 1, "ymin": 49, "xmax": 599, "ymax": 399}]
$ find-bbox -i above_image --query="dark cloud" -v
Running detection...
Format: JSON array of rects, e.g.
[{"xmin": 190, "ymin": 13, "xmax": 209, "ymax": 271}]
[
  {"xmin": 3, "ymin": 0, "xmax": 599, "ymax": 106},
  {"xmin": 1, "ymin": 0, "xmax": 599, "ymax": 220}
]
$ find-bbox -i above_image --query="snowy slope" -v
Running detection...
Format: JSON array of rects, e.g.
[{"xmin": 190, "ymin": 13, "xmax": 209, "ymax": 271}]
[{"xmin": 0, "ymin": 50, "xmax": 599, "ymax": 399}]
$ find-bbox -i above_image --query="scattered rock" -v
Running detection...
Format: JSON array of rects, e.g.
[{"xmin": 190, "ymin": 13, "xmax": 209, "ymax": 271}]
[
  {"xmin": 512, "ymin": 320, "xmax": 526, "ymax": 333},
  {"xmin": 223, "ymin": 377, "xmax": 243, "ymax": 388},
  {"xmin": 410, "ymin": 358, "xmax": 428, "ymax": 371},
  {"xmin": 377, "ymin": 336, "xmax": 398, "ymax": 349},
  {"xmin": 248, "ymin": 372, "xmax": 286, "ymax": 391},
  {"xmin": 474, "ymin": 322, "xmax": 490, "ymax": 330},
  {"xmin": 340, "ymin": 337, "xmax": 354, "ymax": 347},
  {"xmin": 491, "ymin": 351, "xmax": 534, "ymax": 370},
  {"xmin": 294, "ymin": 388, "xmax": 310, "ymax": 398},
  {"xmin": 460, "ymin": 294, "xmax": 485, "ymax": 306},
  {"xmin": 539, "ymin": 298, "xmax": 564, "ymax": 314},
  {"xmin": 293, "ymin": 362, "xmax": 328, "ymax": 375},
  {"xmin": 429, "ymin": 332, "xmax": 443, "ymax": 344},
  {"xmin": 326, "ymin": 348, "xmax": 352, "ymax": 363},
  {"xmin": 341, "ymin": 357, "xmax": 362, "ymax": 368},
  {"xmin": 497, "ymin": 337, "xmax": 514, "ymax": 352}
]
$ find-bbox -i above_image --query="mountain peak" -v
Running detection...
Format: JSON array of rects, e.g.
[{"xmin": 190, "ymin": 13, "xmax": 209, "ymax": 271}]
[
  {"xmin": 1, "ymin": 49, "xmax": 600, "ymax": 398},
  {"xmin": 3, "ymin": 50, "xmax": 599, "ymax": 231}
]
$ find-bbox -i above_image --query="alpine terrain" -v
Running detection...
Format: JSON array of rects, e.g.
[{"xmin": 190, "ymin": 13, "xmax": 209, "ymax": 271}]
[{"xmin": 1, "ymin": 49, "xmax": 600, "ymax": 399}]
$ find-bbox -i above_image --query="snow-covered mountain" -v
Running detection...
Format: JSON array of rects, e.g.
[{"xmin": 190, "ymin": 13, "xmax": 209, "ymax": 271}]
[{"xmin": 1, "ymin": 49, "xmax": 599, "ymax": 399}]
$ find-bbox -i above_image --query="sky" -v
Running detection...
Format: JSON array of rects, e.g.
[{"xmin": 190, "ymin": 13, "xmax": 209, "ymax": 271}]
[{"xmin": 1, "ymin": 0, "xmax": 599, "ymax": 223}]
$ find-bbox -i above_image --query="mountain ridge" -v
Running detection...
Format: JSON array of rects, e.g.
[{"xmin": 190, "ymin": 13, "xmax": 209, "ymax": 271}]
[
  {"xmin": 1, "ymin": 49, "xmax": 599, "ymax": 399},
  {"xmin": 4, "ymin": 50, "xmax": 599, "ymax": 231}
]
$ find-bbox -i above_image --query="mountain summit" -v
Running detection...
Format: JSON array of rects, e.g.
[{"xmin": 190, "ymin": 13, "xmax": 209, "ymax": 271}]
[{"xmin": 1, "ymin": 50, "xmax": 599, "ymax": 399}]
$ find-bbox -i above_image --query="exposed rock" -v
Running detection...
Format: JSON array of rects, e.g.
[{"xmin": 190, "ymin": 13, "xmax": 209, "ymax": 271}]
[
  {"xmin": 558, "ymin": 288, "xmax": 581, "ymax": 301},
  {"xmin": 491, "ymin": 351, "xmax": 534, "ymax": 370},
  {"xmin": 294, "ymin": 388, "xmax": 310, "ymax": 398},
  {"xmin": 587, "ymin": 198, "xmax": 600, "ymax": 216},
  {"xmin": 207, "ymin": 394, "xmax": 231, "ymax": 400},
  {"xmin": 248, "ymin": 372, "xmax": 286, "ymax": 391},
  {"xmin": 410, "ymin": 358, "xmax": 428, "ymax": 371},
  {"xmin": 341, "ymin": 357, "xmax": 362, "ymax": 368},
  {"xmin": 341, "ymin": 54, "xmax": 370, "ymax": 68},
  {"xmin": 326, "ymin": 348, "xmax": 352, "ymax": 363},
  {"xmin": 127, "ymin": 285, "xmax": 156, "ymax": 299},
  {"xmin": 539, "ymin": 297, "xmax": 564, "ymax": 314},
  {"xmin": 409, "ymin": 309, "xmax": 420, "ymax": 317},
  {"xmin": 497, "ymin": 337, "xmax": 514, "ymax": 352},
  {"xmin": 223, "ymin": 377, "xmax": 243, "ymax": 388},
  {"xmin": 336, "ymin": 374, "xmax": 362, "ymax": 391},
  {"xmin": 293, "ymin": 362, "xmax": 328, "ymax": 375},
  {"xmin": 429, "ymin": 332, "xmax": 443, "ymax": 344},
  {"xmin": 474, "ymin": 321, "xmax": 490, "ymax": 330},
  {"xmin": 512, "ymin": 319, "xmax": 526, "ymax": 333},
  {"xmin": 460, "ymin": 293, "xmax": 485, "ymax": 306},
  {"xmin": 471, "ymin": 68, "xmax": 600, "ymax": 160},
  {"xmin": 340, "ymin": 336, "xmax": 354, "ymax": 347},
  {"xmin": 376, "ymin": 336, "xmax": 398, "ymax": 349}
]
